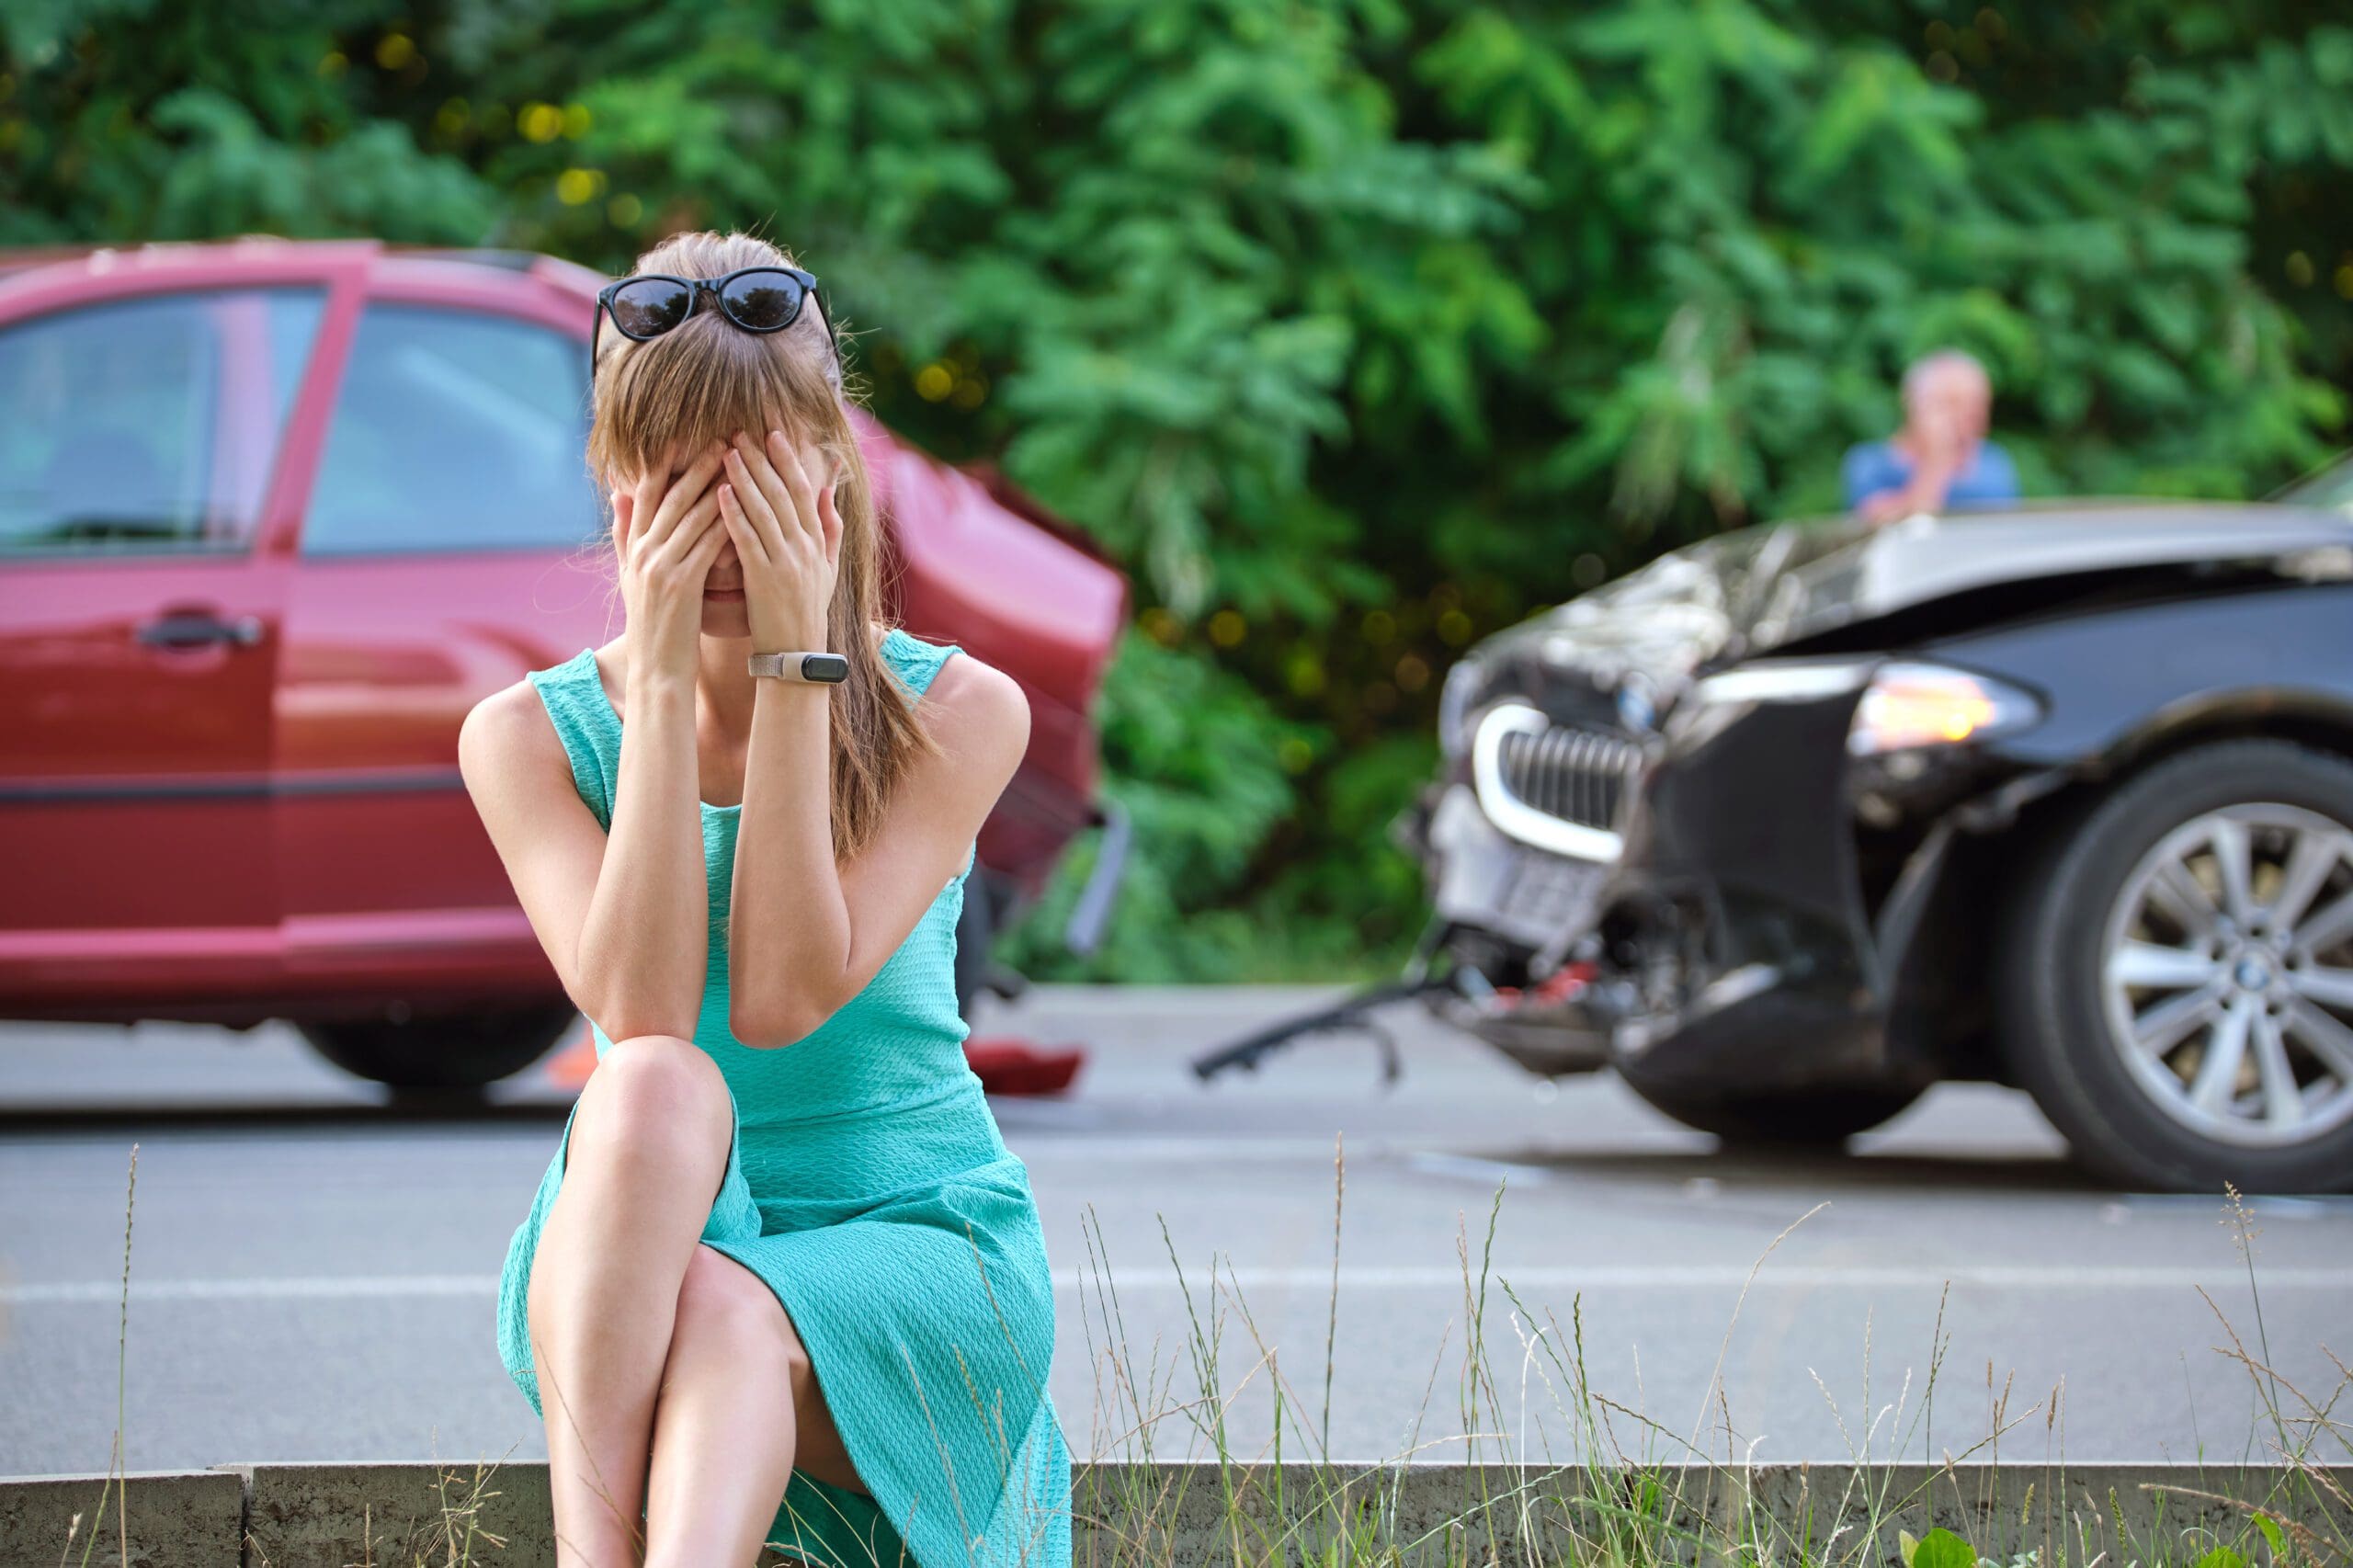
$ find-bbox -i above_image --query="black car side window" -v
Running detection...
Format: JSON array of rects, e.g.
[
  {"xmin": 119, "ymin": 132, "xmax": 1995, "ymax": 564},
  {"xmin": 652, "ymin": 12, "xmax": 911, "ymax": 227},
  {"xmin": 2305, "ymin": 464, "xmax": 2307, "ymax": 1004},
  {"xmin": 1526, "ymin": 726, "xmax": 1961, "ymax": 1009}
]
[
  {"xmin": 0, "ymin": 288, "xmax": 324, "ymax": 559},
  {"xmin": 302, "ymin": 303, "xmax": 598, "ymax": 556}
]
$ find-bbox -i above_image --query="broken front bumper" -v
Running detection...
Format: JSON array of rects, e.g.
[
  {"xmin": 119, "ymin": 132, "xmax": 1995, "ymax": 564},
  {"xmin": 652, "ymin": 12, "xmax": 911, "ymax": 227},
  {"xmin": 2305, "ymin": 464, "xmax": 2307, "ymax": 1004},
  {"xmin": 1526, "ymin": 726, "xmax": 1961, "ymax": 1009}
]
[{"xmin": 1404, "ymin": 670, "xmax": 1911, "ymax": 1093}]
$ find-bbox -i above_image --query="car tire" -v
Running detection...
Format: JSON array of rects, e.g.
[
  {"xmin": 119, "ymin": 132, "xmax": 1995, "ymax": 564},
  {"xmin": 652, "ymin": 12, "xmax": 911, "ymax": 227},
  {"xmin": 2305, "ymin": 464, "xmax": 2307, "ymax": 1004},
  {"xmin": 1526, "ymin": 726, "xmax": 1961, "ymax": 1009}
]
[
  {"xmin": 300, "ymin": 1003, "xmax": 577, "ymax": 1090},
  {"xmin": 1620, "ymin": 1080, "xmax": 1926, "ymax": 1144},
  {"xmin": 1995, "ymin": 738, "xmax": 2353, "ymax": 1193}
]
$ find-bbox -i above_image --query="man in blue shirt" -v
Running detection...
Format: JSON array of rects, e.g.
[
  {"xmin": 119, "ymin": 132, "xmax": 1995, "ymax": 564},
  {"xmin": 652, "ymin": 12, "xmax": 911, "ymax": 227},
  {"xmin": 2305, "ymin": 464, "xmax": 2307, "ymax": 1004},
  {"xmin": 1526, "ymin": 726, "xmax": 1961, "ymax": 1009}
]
[{"xmin": 1842, "ymin": 348, "xmax": 2020, "ymax": 524}]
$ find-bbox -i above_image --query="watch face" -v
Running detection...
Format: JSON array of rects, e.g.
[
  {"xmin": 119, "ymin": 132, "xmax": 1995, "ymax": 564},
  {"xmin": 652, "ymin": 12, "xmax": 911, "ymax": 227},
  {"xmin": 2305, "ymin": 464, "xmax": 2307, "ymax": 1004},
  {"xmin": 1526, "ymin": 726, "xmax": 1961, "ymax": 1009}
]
[{"xmin": 801, "ymin": 653, "xmax": 850, "ymax": 683}]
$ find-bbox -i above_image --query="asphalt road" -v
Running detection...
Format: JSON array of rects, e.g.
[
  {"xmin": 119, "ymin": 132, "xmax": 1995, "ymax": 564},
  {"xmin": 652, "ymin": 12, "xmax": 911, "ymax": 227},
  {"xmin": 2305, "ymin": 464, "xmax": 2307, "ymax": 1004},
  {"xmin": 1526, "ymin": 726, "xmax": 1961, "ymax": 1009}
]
[{"xmin": 4, "ymin": 985, "xmax": 2348, "ymax": 1479}]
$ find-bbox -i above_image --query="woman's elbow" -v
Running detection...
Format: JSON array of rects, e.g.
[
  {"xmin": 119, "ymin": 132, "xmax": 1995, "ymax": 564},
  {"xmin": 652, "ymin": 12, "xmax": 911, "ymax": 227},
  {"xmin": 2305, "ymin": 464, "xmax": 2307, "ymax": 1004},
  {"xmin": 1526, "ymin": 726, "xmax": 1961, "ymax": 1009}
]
[
  {"xmin": 593, "ymin": 998, "xmax": 702, "ymax": 1046},
  {"xmin": 581, "ymin": 970, "xmax": 706, "ymax": 1047},
  {"xmin": 731, "ymin": 994, "xmax": 826, "ymax": 1051}
]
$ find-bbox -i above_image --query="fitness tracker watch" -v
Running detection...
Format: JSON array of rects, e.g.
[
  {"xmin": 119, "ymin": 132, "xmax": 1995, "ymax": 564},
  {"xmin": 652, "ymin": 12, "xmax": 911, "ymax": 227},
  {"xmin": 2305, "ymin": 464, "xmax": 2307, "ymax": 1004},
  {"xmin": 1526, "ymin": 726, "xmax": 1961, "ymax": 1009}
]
[{"xmin": 747, "ymin": 651, "xmax": 850, "ymax": 684}]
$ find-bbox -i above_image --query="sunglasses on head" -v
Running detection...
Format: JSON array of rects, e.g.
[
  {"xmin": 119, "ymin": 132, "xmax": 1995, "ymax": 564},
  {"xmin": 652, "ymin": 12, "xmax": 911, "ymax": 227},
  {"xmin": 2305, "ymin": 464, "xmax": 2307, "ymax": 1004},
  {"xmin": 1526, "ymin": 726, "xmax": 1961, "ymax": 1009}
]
[{"xmin": 591, "ymin": 264, "xmax": 838, "ymax": 379}]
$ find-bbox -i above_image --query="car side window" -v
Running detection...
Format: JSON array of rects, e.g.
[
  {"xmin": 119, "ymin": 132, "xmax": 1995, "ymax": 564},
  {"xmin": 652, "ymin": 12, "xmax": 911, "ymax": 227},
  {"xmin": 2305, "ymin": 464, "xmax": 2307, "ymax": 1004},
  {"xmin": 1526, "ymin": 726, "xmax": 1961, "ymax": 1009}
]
[
  {"xmin": 302, "ymin": 304, "xmax": 598, "ymax": 556},
  {"xmin": 0, "ymin": 288, "xmax": 324, "ymax": 558}
]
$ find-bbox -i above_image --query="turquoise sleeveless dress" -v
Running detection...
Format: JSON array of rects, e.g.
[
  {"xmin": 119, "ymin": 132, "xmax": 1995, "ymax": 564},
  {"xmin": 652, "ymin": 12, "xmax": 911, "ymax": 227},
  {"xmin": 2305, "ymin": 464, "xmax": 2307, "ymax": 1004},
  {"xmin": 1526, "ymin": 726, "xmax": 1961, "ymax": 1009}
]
[{"xmin": 494, "ymin": 627, "xmax": 1072, "ymax": 1568}]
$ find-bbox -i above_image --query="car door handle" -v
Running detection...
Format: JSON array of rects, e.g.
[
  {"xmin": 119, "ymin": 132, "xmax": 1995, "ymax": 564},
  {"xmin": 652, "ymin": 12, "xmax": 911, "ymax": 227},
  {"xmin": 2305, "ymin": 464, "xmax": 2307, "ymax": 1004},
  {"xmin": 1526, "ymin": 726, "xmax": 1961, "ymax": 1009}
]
[{"xmin": 136, "ymin": 608, "xmax": 267, "ymax": 650}]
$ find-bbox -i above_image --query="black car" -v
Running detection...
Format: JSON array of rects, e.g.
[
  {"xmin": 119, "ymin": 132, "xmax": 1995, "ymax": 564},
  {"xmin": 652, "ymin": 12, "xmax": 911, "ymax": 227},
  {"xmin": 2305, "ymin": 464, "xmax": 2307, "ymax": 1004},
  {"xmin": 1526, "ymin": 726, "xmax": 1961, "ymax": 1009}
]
[{"xmin": 1395, "ymin": 465, "xmax": 2353, "ymax": 1193}]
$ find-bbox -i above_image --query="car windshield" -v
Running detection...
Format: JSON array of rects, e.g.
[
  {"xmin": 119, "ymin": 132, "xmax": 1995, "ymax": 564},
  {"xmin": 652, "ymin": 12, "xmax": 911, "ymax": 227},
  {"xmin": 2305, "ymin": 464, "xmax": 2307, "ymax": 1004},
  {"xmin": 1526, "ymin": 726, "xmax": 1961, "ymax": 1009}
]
[{"xmin": 2270, "ymin": 451, "xmax": 2353, "ymax": 510}]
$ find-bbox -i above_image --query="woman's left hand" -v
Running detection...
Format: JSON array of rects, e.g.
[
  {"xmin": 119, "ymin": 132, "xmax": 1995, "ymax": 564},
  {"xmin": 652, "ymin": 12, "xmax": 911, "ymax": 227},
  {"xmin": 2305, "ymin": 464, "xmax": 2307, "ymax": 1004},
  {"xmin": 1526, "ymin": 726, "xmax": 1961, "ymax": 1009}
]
[{"xmin": 719, "ymin": 426, "xmax": 843, "ymax": 652}]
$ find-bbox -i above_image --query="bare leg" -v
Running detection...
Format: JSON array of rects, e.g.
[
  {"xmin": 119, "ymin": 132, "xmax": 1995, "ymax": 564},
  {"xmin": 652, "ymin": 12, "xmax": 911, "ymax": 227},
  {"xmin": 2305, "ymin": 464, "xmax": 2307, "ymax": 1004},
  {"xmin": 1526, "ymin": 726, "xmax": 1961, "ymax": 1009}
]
[
  {"xmin": 642, "ymin": 1247, "xmax": 874, "ymax": 1568},
  {"xmin": 526, "ymin": 1035, "xmax": 736, "ymax": 1568},
  {"xmin": 641, "ymin": 1246, "xmax": 796, "ymax": 1566}
]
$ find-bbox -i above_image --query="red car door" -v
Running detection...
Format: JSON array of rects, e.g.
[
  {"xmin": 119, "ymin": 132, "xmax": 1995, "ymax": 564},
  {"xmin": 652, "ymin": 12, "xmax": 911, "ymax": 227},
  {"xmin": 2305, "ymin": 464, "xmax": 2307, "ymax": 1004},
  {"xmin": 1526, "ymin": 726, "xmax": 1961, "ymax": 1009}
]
[
  {"xmin": 0, "ymin": 275, "xmax": 330, "ymax": 1012},
  {"xmin": 270, "ymin": 256, "xmax": 608, "ymax": 1003}
]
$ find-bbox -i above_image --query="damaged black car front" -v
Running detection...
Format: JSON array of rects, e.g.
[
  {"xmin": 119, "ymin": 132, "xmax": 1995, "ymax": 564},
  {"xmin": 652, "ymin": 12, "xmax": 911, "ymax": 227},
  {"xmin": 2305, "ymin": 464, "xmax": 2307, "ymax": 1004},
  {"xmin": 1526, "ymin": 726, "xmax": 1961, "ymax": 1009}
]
[{"xmin": 1393, "ymin": 494, "xmax": 2353, "ymax": 1193}]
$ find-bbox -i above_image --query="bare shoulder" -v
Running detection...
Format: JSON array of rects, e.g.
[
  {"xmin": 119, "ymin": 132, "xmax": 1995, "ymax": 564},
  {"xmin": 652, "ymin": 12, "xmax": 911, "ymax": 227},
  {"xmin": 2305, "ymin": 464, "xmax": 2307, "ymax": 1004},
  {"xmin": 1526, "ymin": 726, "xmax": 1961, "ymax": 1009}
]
[
  {"xmin": 919, "ymin": 649, "xmax": 1030, "ymax": 774},
  {"xmin": 458, "ymin": 676, "xmax": 568, "ymax": 800}
]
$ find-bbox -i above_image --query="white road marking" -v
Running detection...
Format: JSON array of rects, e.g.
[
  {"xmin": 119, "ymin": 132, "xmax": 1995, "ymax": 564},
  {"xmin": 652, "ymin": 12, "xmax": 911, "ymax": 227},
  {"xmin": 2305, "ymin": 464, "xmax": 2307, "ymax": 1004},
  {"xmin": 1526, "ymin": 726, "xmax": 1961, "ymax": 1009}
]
[
  {"xmin": 1404, "ymin": 1150, "xmax": 1558, "ymax": 1185},
  {"xmin": 1005, "ymin": 1135, "xmax": 1702, "ymax": 1161},
  {"xmin": 1013, "ymin": 1136, "xmax": 1402, "ymax": 1160},
  {"xmin": 3, "ymin": 1275, "xmax": 500, "ymax": 1303},
  {"xmin": 6, "ymin": 1262, "xmax": 2350, "ymax": 1306}
]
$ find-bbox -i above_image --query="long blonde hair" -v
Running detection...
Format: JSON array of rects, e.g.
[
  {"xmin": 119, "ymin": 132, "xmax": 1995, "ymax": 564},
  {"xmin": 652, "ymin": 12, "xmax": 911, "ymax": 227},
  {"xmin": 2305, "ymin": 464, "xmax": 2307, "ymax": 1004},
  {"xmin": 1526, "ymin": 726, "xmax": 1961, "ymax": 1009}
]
[{"xmin": 584, "ymin": 228, "xmax": 940, "ymax": 862}]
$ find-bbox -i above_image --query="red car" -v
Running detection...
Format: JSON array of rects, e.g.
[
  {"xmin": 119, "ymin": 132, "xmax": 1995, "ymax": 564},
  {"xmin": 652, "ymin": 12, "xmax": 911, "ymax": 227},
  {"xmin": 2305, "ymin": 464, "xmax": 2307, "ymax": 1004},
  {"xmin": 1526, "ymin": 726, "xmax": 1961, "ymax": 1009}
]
[{"xmin": 0, "ymin": 236, "xmax": 1130, "ymax": 1088}]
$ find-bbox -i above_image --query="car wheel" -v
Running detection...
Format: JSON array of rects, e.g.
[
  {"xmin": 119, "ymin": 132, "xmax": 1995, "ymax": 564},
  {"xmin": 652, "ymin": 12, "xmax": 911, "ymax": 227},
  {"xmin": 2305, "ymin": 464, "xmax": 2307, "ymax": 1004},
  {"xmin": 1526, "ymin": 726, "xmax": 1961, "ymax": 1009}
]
[
  {"xmin": 1995, "ymin": 739, "xmax": 2353, "ymax": 1193},
  {"xmin": 300, "ymin": 1003, "xmax": 578, "ymax": 1090},
  {"xmin": 1620, "ymin": 1080, "xmax": 1926, "ymax": 1144}
]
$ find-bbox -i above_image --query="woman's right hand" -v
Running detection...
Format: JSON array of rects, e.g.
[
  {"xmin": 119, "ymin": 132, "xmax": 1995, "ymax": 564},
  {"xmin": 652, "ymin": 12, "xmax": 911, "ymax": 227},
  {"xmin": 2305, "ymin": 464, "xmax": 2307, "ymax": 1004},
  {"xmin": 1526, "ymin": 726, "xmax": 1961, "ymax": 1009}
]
[{"xmin": 612, "ymin": 443, "xmax": 732, "ymax": 683}]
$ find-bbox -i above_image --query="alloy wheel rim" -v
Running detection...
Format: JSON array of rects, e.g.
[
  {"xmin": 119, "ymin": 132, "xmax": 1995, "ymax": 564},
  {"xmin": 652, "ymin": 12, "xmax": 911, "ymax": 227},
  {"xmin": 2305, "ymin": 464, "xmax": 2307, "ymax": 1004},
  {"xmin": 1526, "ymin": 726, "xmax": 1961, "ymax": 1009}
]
[{"xmin": 2098, "ymin": 802, "xmax": 2353, "ymax": 1148}]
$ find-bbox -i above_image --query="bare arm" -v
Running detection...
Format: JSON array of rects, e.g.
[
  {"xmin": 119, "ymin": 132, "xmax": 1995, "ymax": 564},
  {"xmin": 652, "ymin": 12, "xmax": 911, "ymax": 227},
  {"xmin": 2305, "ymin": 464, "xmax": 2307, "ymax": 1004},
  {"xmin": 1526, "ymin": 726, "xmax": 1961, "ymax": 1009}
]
[
  {"xmin": 459, "ymin": 443, "xmax": 733, "ymax": 1043},
  {"xmin": 726, "ymin": 652, "xmax": 1030, "ymax": 1048},
  {"xmin": 460, "ymin": 675, "xmax": 710, "ymax": 1043},
  {"xmin": 573, "ymin": 663, "xmax": 710, "ymax": 1040}
]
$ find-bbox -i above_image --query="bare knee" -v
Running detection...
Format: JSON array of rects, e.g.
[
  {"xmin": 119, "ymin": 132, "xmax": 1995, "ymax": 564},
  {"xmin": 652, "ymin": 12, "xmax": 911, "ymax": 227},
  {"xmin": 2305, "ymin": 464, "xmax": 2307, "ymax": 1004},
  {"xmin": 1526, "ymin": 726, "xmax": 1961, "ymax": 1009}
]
[
  {"xmin": 672, "ymin": 1244, "xmax": 801, "ymax": 1374},
  {"xmin": 571, "ymin": 1034, "xmax": 732, "ymax": 1176}
]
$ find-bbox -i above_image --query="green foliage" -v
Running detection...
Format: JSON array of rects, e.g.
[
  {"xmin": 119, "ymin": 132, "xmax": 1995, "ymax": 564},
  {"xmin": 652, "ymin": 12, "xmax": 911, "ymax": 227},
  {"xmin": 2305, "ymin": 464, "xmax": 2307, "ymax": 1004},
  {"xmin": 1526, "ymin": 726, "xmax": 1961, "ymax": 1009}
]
[
  {"xmin": 7, "ymin": 2, "xmax": 2352, "ymax": 978},
  {"xmin": 1903, "ymin": 1526, "xmax": 1981, "ymax": 1568},
  {"xmin": 998, "ymin": 628, "xmax": 1312, "ymax": 983}
]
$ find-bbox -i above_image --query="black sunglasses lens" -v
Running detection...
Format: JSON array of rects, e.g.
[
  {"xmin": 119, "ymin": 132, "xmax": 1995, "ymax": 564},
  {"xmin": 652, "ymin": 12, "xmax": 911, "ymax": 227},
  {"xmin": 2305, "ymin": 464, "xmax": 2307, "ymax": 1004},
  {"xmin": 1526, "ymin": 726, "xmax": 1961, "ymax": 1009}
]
[
  {"xmin": 719, "ymin": 270, "xmax": 805, "ymax": 331},
  {"xmin": 610, "ymin": 278, "xmax": 691, "ymax": 337}
]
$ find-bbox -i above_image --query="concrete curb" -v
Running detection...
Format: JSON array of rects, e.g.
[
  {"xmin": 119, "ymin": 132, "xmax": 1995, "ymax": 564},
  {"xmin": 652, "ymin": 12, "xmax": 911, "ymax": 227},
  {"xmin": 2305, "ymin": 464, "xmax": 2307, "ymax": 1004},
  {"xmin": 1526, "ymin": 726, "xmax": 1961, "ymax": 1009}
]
[
  {"xmin": 0, "ymin": 1467, "xmax": 246, "ymax": 1566},
  {"xmin": 3, "ymin": 1460, "xmax": 2346, "ymax": 1567}
]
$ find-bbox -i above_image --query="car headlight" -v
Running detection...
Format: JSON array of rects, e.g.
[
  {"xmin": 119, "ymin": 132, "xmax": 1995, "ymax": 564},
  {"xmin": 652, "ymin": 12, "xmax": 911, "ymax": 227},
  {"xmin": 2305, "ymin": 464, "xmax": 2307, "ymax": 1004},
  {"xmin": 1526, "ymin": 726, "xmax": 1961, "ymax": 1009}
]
[
  {"xmin": 1688, "ymin": 655, "xmax": 2040, "ymax": 756},
  {"xmin": 1438, "ymin": 655, "xmax": 1484, "ymax": 755},
  {"xmin": 1847, "ymin": 661, "xmax": 2041, "ymax": 756}
]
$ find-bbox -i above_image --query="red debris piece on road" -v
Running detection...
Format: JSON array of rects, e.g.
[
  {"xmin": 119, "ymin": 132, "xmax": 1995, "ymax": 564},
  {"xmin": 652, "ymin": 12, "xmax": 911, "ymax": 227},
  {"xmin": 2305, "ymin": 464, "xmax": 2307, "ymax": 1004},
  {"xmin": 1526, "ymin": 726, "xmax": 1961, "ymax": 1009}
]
[
  {"xmin": 1489, "ymin": 959, "xmax": 1595, "ymax": 1008},
  {"xmin": 963, "ymin": 1037, "xmax": 1087, "ymax": 1096}
]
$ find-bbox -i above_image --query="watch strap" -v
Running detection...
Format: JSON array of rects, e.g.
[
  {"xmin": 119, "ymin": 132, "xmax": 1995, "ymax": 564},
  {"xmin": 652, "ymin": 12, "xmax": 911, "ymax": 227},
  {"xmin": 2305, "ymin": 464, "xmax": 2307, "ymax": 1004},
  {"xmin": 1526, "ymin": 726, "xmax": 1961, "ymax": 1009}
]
[{"xmin": 747, "ymin": 651, "xmax": 850, "ymax": 684}]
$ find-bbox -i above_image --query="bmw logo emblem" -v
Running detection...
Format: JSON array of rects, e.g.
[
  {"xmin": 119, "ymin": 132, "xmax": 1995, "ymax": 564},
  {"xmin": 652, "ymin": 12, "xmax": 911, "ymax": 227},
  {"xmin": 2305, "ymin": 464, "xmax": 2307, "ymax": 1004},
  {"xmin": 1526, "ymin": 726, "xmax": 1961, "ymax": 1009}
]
[{"xmin": 1616, "ymin": 675, "xmax": 1657, "ymax": 733}]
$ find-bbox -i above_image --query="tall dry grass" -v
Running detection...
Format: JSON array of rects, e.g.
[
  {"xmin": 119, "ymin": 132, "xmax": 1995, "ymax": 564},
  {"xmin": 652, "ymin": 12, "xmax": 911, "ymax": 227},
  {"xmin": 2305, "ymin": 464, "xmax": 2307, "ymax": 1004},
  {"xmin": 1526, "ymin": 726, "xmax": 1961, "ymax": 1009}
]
[{"xmin": 46, "ymin": 1134, "xmax": 2353, "ymax": 1568}]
